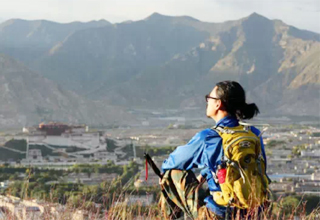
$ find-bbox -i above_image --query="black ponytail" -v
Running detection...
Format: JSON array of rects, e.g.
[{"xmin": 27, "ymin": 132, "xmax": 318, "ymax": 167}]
[
  {"xmin": 216, "ymin": 81, "xmax": 259, "ymax": 120},
  {"xmin": 236, "ymin": 103, "xmax": 260, "ymax": 120}
]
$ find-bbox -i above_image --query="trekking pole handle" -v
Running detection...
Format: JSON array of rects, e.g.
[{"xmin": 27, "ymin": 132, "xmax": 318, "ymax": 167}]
[{"xmin": 144, "ymin": 153, "xmax": 163, "ymax": 178}]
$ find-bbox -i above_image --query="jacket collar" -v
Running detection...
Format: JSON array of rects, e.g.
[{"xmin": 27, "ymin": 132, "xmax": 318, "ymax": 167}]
[{"xmin": 216, "ymin": 115, "xmax": 239, "ymax": 127}]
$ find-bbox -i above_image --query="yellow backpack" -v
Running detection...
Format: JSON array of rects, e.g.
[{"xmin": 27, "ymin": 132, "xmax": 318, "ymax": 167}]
[{"xmin": 211, "ymin": 124, "xmax": 270, "ymax": 209}]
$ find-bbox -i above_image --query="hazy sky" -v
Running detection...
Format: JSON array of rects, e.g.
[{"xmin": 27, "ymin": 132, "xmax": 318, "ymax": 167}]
[{"xmin": 1, "ymin": 0, "xmax": 319, "ymax": 33}]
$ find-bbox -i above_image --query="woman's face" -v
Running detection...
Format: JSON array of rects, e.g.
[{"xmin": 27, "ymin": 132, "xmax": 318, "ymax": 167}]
[{"xmin": 206, "ymin": 86, "xmax": 221, "ymax": 118}]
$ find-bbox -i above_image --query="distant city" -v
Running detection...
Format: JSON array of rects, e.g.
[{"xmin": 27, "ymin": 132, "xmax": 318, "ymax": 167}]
[{"xmin": 0, "ymin": 116, "xmax": 317, "ymax": 219}]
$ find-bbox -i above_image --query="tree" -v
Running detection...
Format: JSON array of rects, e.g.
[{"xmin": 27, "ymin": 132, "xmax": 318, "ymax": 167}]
[{"xmin": 281, "ymin": 196, "xmax": 299, "ymax": 214}]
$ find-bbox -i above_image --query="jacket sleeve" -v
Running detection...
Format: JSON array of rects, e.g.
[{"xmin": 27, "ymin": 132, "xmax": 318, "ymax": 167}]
[
  {"xmin": 204, "ymin": 136, "xmax": 223, "ymax": 172},
  {"xmin": 200, "ymin": 131, "xmax": 224, "ymax": 192},
  {"xmin": 161, "ymin": 131, "xmax": 207, "ymax": 173}
]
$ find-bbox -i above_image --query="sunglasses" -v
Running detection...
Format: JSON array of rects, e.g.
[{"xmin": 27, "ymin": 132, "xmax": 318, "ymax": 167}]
[{"xmin": 205, "ymin": 94, "xmax": 220, "ymax": 102}]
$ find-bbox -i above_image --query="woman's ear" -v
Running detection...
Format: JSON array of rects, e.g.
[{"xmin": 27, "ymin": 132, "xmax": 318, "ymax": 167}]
[{"xmin": 217, "ymin": 100, "xmax": 225, "ymax": 110}]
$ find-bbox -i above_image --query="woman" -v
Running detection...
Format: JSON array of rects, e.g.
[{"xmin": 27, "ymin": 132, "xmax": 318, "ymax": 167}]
[{"xmin": 159, "ymin": 81, "xmax": 267, "ymax": 219}]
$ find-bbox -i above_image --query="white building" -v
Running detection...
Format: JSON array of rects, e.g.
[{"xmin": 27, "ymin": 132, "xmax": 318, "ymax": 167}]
[
  {"xmin": 0, "ymin": 180, "xmax": 12, "ymax": 189},
  {"xmin": 301, "ymin": 150, "xmax": 320, "ymax": 157},
  {"xmin": 311, "ymin": 173, "xmax": 320, "ymax": 181},
  {"xmin": 271, "ymin": 150, "xmax": 292, "ymax": 159},
  {"xmin": 93, "ymin": 151, "xmax": 117, "ymax": 162},
  {"xmin": 28, "ymin": 149, "xmax": 43, "ymax": 162}
]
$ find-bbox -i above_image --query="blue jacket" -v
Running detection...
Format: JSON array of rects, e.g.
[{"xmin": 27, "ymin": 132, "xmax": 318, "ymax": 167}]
[{"xmin": 161, "ymin": 115, "xmax": 267, "ymax": 216}]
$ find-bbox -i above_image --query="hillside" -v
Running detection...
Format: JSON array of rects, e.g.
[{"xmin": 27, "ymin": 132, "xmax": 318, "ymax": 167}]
[{"xmin": 0, "ymin": 54, "xmax": 133, "ymax": 127}]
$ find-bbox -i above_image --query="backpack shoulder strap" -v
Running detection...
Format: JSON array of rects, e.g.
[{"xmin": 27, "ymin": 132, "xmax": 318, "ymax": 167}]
[
  {"xmin": 212, "ymin": 125, "xmax": 251, "ymax": 136},
  {"xmin": 211, "ymin": 125, "xmax": 235, "ymax": 134}
]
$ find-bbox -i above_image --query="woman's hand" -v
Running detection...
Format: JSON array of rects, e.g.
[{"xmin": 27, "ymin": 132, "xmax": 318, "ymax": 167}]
[
  {"xmin": 159, "ymin": 177, "xmax": 164, "ymax": 189},
  {"xmin": 197, "ymin": 174, "xmax": 205, "ymax": 186}
]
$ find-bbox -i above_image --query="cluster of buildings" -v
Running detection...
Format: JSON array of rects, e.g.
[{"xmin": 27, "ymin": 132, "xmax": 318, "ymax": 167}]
[
  {"xmin": 0, "ymin": 121, "xmax": 319, "ymax": 211},
  {"xmin": 264, "ymin": 126, "xmax": 320, "ymax": 196},
  {"xmin": 0, "ymin": 123, "xmax": 133, "ymax": 168}
]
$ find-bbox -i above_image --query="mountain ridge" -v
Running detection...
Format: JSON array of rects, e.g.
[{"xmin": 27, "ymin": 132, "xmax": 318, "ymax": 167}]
[{"xmin": 0, "ymin": 13, "xmax": 319, "ymax": 120}]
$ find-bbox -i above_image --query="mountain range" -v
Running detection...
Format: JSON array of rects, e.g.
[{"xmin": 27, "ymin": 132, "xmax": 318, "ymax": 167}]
[
  {"xmin": 0, "ymin": 12, "xmax": 319, "ymax": 126},
  {"xmin": 0, "ymin": 54, "xmax": 132, "ymax": 127}
]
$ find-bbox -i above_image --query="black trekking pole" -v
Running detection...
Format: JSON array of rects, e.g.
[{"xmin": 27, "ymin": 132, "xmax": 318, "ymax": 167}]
[{"xmin": 144, "ymin": 153, "xmax": 162, "ymax": 178}]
